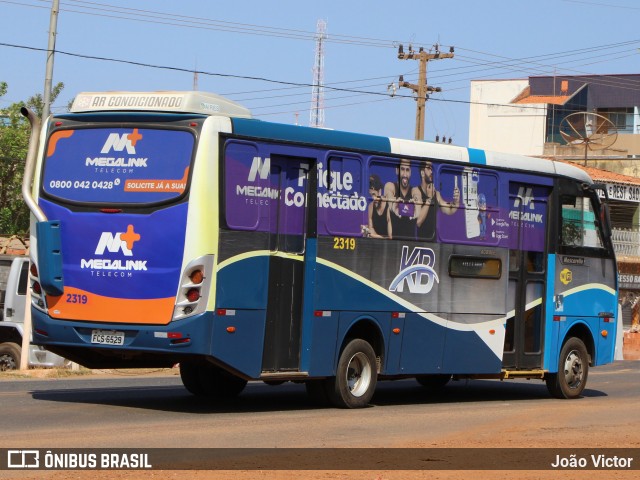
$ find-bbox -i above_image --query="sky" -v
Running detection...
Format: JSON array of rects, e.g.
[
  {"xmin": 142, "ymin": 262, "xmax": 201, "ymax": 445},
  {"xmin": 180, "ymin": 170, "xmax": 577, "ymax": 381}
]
[{"xmin": 2, "ymin": 0, "xmax": 640, "ymax": 147}]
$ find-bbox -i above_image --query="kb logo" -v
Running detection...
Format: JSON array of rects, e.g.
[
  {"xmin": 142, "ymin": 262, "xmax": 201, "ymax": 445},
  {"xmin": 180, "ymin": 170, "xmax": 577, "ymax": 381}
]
[{"xmin": 389, "ymin": 246, "xmax": 439, "ymax": 294}]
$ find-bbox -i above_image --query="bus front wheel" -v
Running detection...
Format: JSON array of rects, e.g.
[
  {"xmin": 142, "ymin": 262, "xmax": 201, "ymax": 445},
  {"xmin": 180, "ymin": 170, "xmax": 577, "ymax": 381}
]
[
  {"xmin": 546, "ymin": 337, "xmax": 589, "ymax": 399},
  {"xmin": 326, "ymin": 339, "xmax": 377, "ymax": 409}
]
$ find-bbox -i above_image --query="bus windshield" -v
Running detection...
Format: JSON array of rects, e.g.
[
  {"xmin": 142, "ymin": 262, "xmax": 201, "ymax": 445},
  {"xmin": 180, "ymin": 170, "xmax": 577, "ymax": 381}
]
[{"xmin": 42, "ymin": 127, "xmax": 194, "ymax": 205}]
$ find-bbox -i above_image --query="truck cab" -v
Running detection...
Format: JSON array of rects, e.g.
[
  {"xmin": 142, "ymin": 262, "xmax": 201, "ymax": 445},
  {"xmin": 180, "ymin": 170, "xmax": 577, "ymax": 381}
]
[{"xmin": 0, "ymin": 255, "xmax": 67, "ymax": 370}]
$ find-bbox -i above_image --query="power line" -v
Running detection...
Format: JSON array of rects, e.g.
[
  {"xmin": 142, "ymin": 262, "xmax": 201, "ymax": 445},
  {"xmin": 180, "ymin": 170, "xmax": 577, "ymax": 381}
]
[
  {"xmin": 6, "ymin": 0, "xmax": 640, "ymax": 104},
  {"xmin": 3, "ymin": 40, "xmax": 640, "ymax": 120},
  {"xmin": 1, "ymin": 0, "xmax": 401, "ymax": 48},
  {"xmin": 0, "ymin": 41, "xmax": 552, "ymax": 112},
  {"xmin": 562, "ymin": 0, "xmax": 640, "ymax": 10},
  {"xmin": 0, "ymin": 41, "xmax": 401, "ymax": 98}
]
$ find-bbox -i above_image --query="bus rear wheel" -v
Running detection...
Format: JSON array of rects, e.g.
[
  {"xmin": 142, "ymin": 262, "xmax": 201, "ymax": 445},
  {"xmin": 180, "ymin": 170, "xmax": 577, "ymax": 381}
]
[
  {"xmin": 326, "ymin": 339, "xmax": 377, "ymax": 409},
  {"xmin": 198, "ymin": 364, "xmax": 248, "ymax": 399},
  {"xmin": 180, "ymin": 362, "xmax": 247, "ymax": 399},
  {"xmin": 179, "ymin": 362, "xmax": 205, "ymax": 395},
  {"xmin": 546, "ymin": 337, "xmax": 589, "ymax": 399}
]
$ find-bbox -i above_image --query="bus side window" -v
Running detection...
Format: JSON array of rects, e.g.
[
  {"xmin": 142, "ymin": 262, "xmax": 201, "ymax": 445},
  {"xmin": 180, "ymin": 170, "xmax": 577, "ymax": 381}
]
[
  {"xmin": 18, "ymin": 262, "xmax": 28, "ymax": 295},
  {"xmin": 323, "ymin": 155, "xmax": 363, "ymax": 237},
  {"xmin": 560, "ymin": 195, "xmax": 604, "ymax": 249}
]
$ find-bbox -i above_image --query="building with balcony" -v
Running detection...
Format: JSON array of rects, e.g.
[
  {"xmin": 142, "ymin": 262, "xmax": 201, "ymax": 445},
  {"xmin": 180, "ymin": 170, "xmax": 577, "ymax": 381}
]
[
  {"xmin": 469, "ymin": 74, "xmax": 640, "ymax": 162},
  {"xmin": 469, "ymin": 74, "xmax": 640, "ymax": 332}
]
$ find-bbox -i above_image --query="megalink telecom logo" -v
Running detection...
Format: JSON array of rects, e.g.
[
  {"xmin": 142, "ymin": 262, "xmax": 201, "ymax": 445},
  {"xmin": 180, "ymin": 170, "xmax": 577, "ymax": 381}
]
[
  {"xmin": 248, "ymin": 156, "xmax": 270, "ymax": 182},
  {"xmin": 101, "ymin": 129, "xmax": 143, "ymax": 155},
  {"xmin": 81, "ymin": 225, "xmax": 147, "ymax": 276},
  {"xmin": 95, "ymin": 225, "xmax": 141, "ymax": 256},
  {"xmin": 389, "ymin": 246, "xmax": 439, "ymax": 294},
  {"xmin": 513, "ymin": 186, "xmax": 535, "ymax": 210}
]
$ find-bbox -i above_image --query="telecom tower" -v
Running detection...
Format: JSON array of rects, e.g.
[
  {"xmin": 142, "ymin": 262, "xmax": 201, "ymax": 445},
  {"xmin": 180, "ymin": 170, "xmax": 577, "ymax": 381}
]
[{"xmin": 310, "ymin": 19, "xmax": 327, "ymax": 128}]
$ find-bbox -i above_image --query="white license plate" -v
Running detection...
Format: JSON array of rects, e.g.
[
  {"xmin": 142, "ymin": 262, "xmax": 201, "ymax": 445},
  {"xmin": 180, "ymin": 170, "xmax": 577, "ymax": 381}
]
[{"xmin": 90, "ymin": 330, "xmax": 125, "ymax": 346}]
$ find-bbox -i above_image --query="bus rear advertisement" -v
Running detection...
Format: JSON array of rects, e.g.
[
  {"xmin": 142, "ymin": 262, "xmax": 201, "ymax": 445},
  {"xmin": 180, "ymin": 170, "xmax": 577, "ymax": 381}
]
[{"xmin": 21, "ymin": 91, "xmax": 618, "ymax": 408}]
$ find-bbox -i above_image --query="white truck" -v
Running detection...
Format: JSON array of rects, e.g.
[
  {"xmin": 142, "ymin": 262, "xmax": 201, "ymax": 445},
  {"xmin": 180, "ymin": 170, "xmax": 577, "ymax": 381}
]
[{"xmin": 0, "ymin": 255, "xmax": 67, "ymax": 370}]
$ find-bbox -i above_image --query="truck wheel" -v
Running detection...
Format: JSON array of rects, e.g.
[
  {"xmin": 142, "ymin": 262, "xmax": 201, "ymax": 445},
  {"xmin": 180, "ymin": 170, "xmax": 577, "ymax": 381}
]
[
  {"xmin": 546, "ymin": 337, "xmax": 589, "ymax": 399},
  {"xmin": 326, "ymin": 339, "xmax": 377, "ymax": 408},
  {"xmin": 0, "ymin": 342, "xmax": 21, "ymax": 371}
]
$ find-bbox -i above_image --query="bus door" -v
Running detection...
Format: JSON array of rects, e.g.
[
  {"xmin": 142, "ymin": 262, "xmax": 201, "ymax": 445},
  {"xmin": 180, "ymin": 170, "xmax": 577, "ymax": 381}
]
[
  {"xmin": 503, "ymin": 182, "xmax": 550, "ymax": 370},
  {"xmin": 262, "ymin": 156, "xmax": 316, "ymax": 372}
]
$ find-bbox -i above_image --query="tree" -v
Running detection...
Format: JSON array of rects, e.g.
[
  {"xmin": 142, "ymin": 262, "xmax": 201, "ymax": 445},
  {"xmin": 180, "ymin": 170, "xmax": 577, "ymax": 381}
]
[{"xmin": 0, "ymin": 82, "xmax": 64, "ymax": 234}]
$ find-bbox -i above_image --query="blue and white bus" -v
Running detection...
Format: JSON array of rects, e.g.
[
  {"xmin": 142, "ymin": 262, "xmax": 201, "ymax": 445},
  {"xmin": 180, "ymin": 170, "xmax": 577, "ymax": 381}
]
[{"xmin": 22, "ymin": 91, "xmax": 618, "ymax": 408}]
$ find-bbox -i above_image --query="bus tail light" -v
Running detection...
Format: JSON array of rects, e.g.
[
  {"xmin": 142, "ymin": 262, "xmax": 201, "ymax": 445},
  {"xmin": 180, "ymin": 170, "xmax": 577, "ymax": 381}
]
[
  {"xmin": 190, "ymin": 269, "xmax": 204, "ymax": 284},
  {"xmin": 29, "ymin": 260, "xmax": 48, "ymax": 311},
  {"xmin": 186, "ymin": 288, "xmax": 200, "ymax": 302},
  {"xmin": 172, "ymin": 255, "xmax": 214, "ymax": 322}
]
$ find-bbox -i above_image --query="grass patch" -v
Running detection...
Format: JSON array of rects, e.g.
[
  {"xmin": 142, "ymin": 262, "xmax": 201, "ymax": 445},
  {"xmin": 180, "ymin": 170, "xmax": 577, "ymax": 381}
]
[
  {"xmin": 0, "ymin": 366, "xmax": 178, "ymax": 379},
  {"xmin": 0, "ymin": 366, "xmax": 93, "ymax": 379}
]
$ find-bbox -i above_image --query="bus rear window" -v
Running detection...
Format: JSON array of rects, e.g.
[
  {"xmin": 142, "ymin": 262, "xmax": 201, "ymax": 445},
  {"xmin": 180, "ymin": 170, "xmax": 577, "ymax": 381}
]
[{"xmin": 42, "ymin": 128, "xmax": 194, "ymax": 204}]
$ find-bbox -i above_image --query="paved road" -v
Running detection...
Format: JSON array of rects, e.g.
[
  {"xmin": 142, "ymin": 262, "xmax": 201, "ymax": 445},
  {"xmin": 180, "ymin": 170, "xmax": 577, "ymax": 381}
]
[{"xmin": 1, "ymin": 360, "xmax": 639, "ymax": 451}]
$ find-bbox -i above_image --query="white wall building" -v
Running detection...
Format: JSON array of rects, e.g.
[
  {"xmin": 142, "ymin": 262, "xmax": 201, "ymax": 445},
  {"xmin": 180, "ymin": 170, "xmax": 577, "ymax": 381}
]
[{"xmin": 469, "ymin": 79, "xmax": 551, "ymax": 155}]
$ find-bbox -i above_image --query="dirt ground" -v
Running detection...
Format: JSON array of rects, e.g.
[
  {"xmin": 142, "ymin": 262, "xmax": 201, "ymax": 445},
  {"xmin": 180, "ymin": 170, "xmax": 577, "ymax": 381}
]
[{"xmin": 1, "ymin": 368, "xmax": 638, "ymax": 480}]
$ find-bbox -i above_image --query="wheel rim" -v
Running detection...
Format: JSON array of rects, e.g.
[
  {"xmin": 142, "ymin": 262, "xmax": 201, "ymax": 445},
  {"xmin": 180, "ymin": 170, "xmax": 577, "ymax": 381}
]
[
  {"xmin": 563, "ymin": 349, "xmax": 584, "ymax": 389},
  {"xmin": 345, "ymin": 352, "xmax": 372, "ymax": 398},
  {"xmin": 0, "ymin": 353, "xmax": 17, "ymax": 371}
]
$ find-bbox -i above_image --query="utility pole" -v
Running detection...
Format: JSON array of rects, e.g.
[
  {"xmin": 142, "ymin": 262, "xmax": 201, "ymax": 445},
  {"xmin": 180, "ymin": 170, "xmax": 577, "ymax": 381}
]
[
  {"xmin": 397, "ymin": 43, "xmax": 454, "ymax": 140},
  {"xmin": 42, "ymin": 0, "xmax": 60, "ymax": 122}
]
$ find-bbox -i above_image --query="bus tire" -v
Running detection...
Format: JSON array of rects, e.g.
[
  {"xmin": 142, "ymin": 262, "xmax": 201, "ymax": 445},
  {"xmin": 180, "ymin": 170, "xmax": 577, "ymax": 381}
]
[
  {"xmin": 546, "ymin": 337, "xmax": 589, "ymax": 399},
  {"xmin": 198, "ymin": 365, "xmax": 248, "ymax": 399},
  {"xmin": 179, "ymin": 362, "xmax": 206, "ymax": 396},
  {"xmin": 416, "ymin": 374, "xmax": 451, "ymax": 389},
  {"xmin": 326, "ymin": 339, "xmax": 377, "ymax": 409},
  {"xmin": 0, "ymin": 342, "xmax": 21, "ymax": 371}
]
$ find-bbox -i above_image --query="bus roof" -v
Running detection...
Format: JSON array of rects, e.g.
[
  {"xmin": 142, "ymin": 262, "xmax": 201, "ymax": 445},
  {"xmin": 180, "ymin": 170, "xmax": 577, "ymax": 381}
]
[
  {"xmin": 70, "ymin": 91, "xmax": 252, "ymax": 118},
  {"xmin": 230, "ymin": 117, "xmax": 593, "ymax": 184},
  {"xmin": 68, "ymin": 91, "xmax": 591, "ymax": 184}
]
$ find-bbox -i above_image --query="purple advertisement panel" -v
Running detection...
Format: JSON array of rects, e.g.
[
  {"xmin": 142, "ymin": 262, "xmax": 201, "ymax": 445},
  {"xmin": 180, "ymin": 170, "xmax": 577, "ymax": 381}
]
[
  {"xmin": 318, "ymin": 156, "xmax": 366, "ymax": 236},
  {"xmin": 43, "ymin": 128, "xmax": 194, "ymax": 204},
  {"xmin": 224, "ymin": 141, "xmax": 268, "ymax": 231},
  {"xmin": 270, "ymin": 159, "xmax": 310, "ymax": 236},
  {"xmin": 225, "ymin": 141, "xmax": 314, "ymax": 235},
  {"xmin": 38, "ymin": 198, "xmax": 188, "ymax": 324},
  {"xmin": 367, "ymin": 158, "xmax": 507, "ymax": 247},
  {"xmin": 224, "ymin": 140, "xmax": 549, "ymax": 251},
  {"xmin": 508, "ymin": 183, "xmax": 549, "ymax": 252},
  {"xmin": 224, "ymin": 141, "xmax": 367, "ymax": 236}
]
